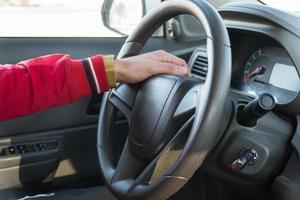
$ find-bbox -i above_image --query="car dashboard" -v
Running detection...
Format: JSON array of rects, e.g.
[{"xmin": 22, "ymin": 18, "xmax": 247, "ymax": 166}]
[{"xmin": 186, "ymin": 3, "xmax": 300, "ymax": 199}]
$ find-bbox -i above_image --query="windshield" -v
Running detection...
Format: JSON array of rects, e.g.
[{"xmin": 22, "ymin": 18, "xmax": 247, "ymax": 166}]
[
  {"xmin": 208, "ymin": 0, "xmax": 300, "ymax": 13},
  {"xmin": 260, "ymin": 0, "xmax": 300, "ymax": 12}
]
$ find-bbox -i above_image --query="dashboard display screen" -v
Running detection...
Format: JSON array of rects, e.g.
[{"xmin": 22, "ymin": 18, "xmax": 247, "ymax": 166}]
[{"xmin": 269, "ymin": 63, "xmax": 300, "ymax": 93}]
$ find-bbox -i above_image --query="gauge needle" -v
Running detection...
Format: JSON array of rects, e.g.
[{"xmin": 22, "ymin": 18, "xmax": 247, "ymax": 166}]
[{"xmin": 245, "ymin": 66, "xmax": 266, "ymax": 81}]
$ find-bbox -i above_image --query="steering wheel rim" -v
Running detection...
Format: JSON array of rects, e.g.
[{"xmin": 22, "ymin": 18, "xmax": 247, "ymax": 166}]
[{"xmin": 97, "ymin": 1, "xmax": 232, "ymax": 199}]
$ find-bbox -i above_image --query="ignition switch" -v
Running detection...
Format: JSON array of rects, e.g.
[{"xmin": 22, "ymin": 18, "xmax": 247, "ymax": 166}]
[{"xmin": 231, "ymin": 148, "xmax": 258, "ymax": 171}]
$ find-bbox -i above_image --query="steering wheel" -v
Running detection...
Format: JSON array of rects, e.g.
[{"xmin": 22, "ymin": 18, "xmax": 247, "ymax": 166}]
[{"xmin": 97, "ymin": 0, "xmax": 231, "ymax": 199}]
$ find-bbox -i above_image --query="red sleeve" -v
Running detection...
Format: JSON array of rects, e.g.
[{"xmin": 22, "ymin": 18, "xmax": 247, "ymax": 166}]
[{"xmin": 0, "ymin": 54, "xmax": 109, "ymax": 121}]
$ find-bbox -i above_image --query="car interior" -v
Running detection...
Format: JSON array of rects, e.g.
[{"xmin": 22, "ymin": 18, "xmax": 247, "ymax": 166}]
[{"xmin": 0, "ymin": 0, "xmax": 300, "ymax": 199}]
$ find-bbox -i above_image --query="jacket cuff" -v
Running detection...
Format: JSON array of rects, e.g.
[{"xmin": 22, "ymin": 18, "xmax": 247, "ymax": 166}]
[
  {"xmin": 71, "ymin": 54, "xmax": 116, "ymax": 99},
  {"xmin": 69, "ymin": 58, "xmax": 92, "ymax": 99}
]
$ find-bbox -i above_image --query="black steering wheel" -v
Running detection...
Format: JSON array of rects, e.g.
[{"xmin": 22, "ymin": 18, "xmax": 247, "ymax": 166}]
[{"xmin": 97, "ymin": 0, "xmax": 232, "ymax": 199}]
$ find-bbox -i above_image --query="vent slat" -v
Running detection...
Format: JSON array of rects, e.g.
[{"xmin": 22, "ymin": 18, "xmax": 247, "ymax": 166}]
[
  {"xmin": 195, "ymin": 60, "xmax": 208, "ymax": 68},
  {"xmin": 196, "ymin": 57, "xmax": 208, "ymax": 63},
  {"xmin": 193, "ymin": 65, "xmax": 208, "ymax": 72},
  {"xmin": 192, "ymin": 70, "xmax": 207, "ymax": 76},
  {"xmin": 191, "ymin": 53, "xmax": 208, "ymax": 80}
]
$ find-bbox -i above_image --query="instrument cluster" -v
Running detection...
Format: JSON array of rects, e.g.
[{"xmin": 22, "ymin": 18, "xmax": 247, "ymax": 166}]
[{"xmin": 238, "ymin": 47, "xmax": 300, "ymax": 104}]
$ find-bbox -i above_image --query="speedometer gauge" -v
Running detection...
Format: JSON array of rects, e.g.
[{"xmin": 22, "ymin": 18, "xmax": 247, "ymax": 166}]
[
  {"xmin": 243, "ymin": 49, "xmax": 269, "ymax": 95},
  {"xmin": 242, "ymin": 47, "xmax": 300, "ymax": 104},
  {"xmin": 243, "ymin": 49, "xmax": 273, "ymax": 95}
]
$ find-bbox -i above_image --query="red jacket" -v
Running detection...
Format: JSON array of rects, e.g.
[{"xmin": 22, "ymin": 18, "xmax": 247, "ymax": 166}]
[{"xmin": 0, "ymin": 54, "xmax": 115, "ymax": 121}]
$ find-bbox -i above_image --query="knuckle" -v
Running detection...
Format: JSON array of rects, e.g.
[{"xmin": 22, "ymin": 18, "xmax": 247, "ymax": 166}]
[{"xmin": 157, "ymin": 50, "xmax": 166, "ymax": 56}]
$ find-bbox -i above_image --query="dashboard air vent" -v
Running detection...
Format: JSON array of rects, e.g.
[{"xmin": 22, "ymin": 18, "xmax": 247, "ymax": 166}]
[{"xmin": 190, "ymin": 52, "xmax": 208, "ymax": 80}]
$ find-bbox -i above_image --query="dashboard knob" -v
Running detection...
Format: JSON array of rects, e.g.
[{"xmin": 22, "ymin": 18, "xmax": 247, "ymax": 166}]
[{"xmin": 238, "ymin": 93, "xmax": 276, "ymax": 127}]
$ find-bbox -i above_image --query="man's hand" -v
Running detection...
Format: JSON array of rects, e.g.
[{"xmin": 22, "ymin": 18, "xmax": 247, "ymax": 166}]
[{"xmin": 115, "ymin": 50, "xmax": 190, "ymax": 84}]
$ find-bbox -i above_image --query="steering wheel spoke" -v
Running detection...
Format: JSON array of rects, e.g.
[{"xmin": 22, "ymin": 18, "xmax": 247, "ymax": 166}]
[
  {"xmin": 109, "ymin": 84, "xmax": 139, "ymax": 121},
  {"xmin": 110, "ymin": 139, "xmax": 148, "ymax": 195},
  {"xmin": 110, "ymin": 117, "xmax": 194, "ymax": 198},
  {"xmin": 173, "ymin": 84, "xmax": 202, "ymax": 124},
  {"xmin": 112, "ymin": 140, "xmax": 147, "ymax": 183},
  {"xmin": 136, "ymin": 116, "xmax": 194, "ymax": 185}
]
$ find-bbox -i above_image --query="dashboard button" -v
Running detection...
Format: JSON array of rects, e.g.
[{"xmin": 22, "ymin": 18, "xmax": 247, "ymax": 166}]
[
  {"xmin": 19, "ymin": 149, "xmax": 28, "ymax": 154},
  {"xmin": 17, "ymin": 145, "xmax": 25, "ymax": 150},
  {"xmin": 37, "ymin": 143, "xmax": 46, "ymax": 148},
  {"xmin": 8, "ymin": 146, "xmax": 16, "ymax": 154},
  {"xmin": 39, "ymin": 147, "xmax": 47, "ymax": 152}
]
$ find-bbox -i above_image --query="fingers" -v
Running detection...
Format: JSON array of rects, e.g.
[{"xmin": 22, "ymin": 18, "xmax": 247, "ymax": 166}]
[
  {"xmin": 150, "ymin": 61, "xmax": 190, "ymax": 77},
  {"xmin": 143, "ymin": 50, "xmax": 187, "ymax": 67},
  {"xmin": 150, "ymin": 50, "xmax": 188, "ymax": 67}
]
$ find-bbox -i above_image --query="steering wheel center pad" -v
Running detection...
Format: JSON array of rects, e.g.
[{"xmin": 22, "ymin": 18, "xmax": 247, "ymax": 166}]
[{"xmin": 125, "ymin": 76, "xmax": 199, "ymax": 160}]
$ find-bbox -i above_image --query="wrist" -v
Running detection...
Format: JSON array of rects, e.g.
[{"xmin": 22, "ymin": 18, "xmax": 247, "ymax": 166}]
[{"xmin": 115, "ymin": 59, "xmax": 125, "ymax": 83}]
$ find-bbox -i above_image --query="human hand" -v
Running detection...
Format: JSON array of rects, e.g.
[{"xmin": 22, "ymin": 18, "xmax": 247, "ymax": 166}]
[{"xmin": 115, "ymin": 50, "xmax": 190, "ymax": 84}]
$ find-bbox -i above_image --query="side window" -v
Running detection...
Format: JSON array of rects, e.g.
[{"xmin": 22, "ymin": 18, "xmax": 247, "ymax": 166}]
[{"xmin": 0, "ymin": 0, "xmax": 162, "ymax": 37}]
